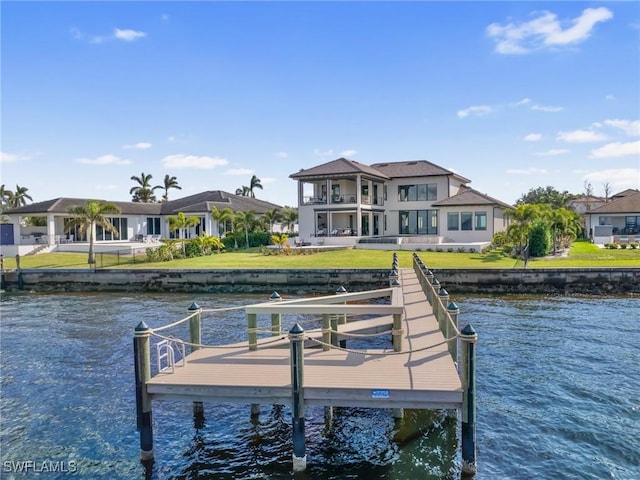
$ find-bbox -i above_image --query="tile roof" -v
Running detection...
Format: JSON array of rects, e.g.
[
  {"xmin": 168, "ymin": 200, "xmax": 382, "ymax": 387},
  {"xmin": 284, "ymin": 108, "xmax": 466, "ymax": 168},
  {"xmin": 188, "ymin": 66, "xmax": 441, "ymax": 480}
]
[
  {"xmin": 290, "ymin": 158, "xmax": 390, "ymax": 180},
  {"xmin": 371, "ymin": 160, "xmax": 471, "ymax": 183},
  {"xmin": 4, "ymin": 197, "xmax": 162, "ymax": 215},
  {"xmin": 432, "ymin": 186, "xmax": 513, "ymax": 209},
  {"xmin": 587, "ymin": 191, "xmax": 640, "ymax": 214}
]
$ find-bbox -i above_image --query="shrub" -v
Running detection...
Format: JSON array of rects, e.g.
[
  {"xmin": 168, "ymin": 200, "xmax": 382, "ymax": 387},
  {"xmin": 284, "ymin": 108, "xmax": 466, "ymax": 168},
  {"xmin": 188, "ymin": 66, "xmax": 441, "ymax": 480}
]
[
  {"xmin": 491, "ymin": 232, "xmax": 509, "ymax": 247},
  {"xmin": 529, "ymin": 222, "xmax": 552, "ymax": 257},
  {"xmin": 619, "ymin": 243, "xmax": 628, "ymax": 249},
  {"xmin": 606, "ymin": 243, "xmax": 618, "ymax": 249},
  {"xmin": 630, "ymin": 243, "xmax": 639, "ymax": 249}
]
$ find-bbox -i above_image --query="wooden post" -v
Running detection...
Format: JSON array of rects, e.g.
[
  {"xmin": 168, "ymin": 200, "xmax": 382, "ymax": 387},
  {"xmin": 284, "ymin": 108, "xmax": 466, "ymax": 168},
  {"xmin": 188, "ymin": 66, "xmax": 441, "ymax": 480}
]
[
  {"xmin": 289, "ymin": 323, "xmax": 306, "ymax": 472},
  {"xmin": 321, "ymin": 314, "xmax": 331, "ymax": 351},
  {"xmin": 134, "ymin": 321, "xmax": 154, "ymax": 462},
  {"xmin": 270, "ymin": 291, "xmax": 282, "ymax": 336},
  {"xmin": 447, "ymin": 301, "xmax": 459, "ymax": 362},
  {"xmin": 460, "ymin": 324, "xmax": 477, "ymax": 476},
  {"xmin": 16, "ymin": 254, "xmax": 24, "ymax": 290},
  {"xmin": 336, "ymin": 286, "xmax": 348, "ymax": 348},
  {"xmin": 438, "ymin": 287, "xmax": 449, "ymax": 336},
  {"xmin": 392, "ymin": 312, "xmax": 402, "ymax": 352},
  {"xmin": 247, "ymin": 313, "xmax": 257, "ymax": 351},
  {"xmin": 188, "ymin": 302, "xmax": 204, "ymax": 423}
]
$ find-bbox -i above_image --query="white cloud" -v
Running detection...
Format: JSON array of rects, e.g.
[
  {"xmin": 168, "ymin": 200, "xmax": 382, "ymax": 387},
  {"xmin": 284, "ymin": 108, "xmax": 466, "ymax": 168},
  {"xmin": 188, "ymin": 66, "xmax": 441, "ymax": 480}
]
[
  {"xmin": 114, "ymin": 28, "xmax": 146, "ymax": 41},
  {"xmin": 340, "ymin": 149, "xmax": 358, "ymax": 157},
  {"xmin": 314, "ymin": 149, "xmax": 334, "ymax": 156},
  {"xmin": 224, "ymin": 168, "xmax": 254, "ymax": 176},
  {"xmin": 605, "ymin": 94, "xmax": 615, "ymax": 101},
  {"xmin": 589, "ymin": 141, "xmax": 640, "ymax": 158},
  {"xmin": 511, "ymin": 98, "xmax": 531, "ymax": 107},
  {"xmin": 603, "ymin": 119, "xmax": 640, "ymax": 137},
  {"xmin": 535, "ymin": 149, "xmax": 570, "ymax": 156},
  {"xmin": 276, "ymin": 151, "xmax": 289, "ymax": 159},
  {"xmin": 487, "ymin": 7, "xmax": 613, "ymax": 55},
  {"xmin": 76, "ymin": 154, "xmax": 131, "ymax": 165},
  {"xmin": 168, "ymin": 136, "xmax": 176, "ymax": 142},
  {"xmin": 457, "ymin": 105, "xmax": 493, "ymax": 118},
  {"xmin": 506, "ymin": 167, "xmax": 549, "ymax": 175},
  {"xmin": 0, "ymin": 152, "xmax": 30, "ymax": 163},
  {"xmin": 123, "ymin": 142, "xmax": 152, "ymax": 150},
  {"xmin": 523, "ymin": 133, "xmax": 542, "ymax": 142},
  {"xmin": 531, "ymin": 104, "xmax": 564, "ymax": 112},
  {"xmin": 162, "ymin": 154, "xmax": 228, "ymax": 169},
  {"xmin": 582, "ymin": 168, "xmax": 640, "ymax": 189},
  {"xmin": 557, "ymin": 129, "xmax": 608, "ymax": 143},
  {"xmin": 161, "ymin": 14, "xmax": 170, "ymax": 22}
]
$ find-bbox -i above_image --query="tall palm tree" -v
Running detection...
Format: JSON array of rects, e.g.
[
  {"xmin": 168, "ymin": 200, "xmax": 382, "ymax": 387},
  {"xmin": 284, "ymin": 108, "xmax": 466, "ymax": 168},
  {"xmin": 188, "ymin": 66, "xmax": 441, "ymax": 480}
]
[
  {"xmin": 506, "ymin": 204, "xmax": 539, "ymax": 258},
  {"xmin": 66, "ymin": 200, "xmax": 121, "ymax": 264},
  {"xmin": 248, "ymin": 175, "xmax": 263, "ymax": 198},
  {"xmin": 262, "ymin": 208, "xmax": 281, "ymax": 233},
  {"xmin": 210, "ymin": 206, "xmax": 234, "ymax": 237},
  {"xmin": 235, "ymin": 210, "xmax": 257, "ymax": 248},
  {"xmin": 160, "ymin": 174, "xmax": 181, "ymax": 202},
  {"xmin": 0, "ymin": 184, "xmax": 11, "ymax": 208},
  {"xmin": 9, "ymin": 185, "xmax": 32, "ymax": 208},
  {"xmin": 130, "ymin": 172, "xmax": 158, "ymax": 203},
  {"xmin": 167, "ymin": 212, "xmax": 201, "ymax": 256},
  {"xmin": 281, "ymin": 208, "xmax": 298, "ymax": 233}
]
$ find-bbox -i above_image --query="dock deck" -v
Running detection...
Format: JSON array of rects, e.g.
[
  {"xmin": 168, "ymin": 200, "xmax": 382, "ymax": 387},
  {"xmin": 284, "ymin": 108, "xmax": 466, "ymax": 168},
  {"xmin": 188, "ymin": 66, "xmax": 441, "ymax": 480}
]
[{"xmin": 146, "ymin": 268, "xmax": 463, "ymax": 410}]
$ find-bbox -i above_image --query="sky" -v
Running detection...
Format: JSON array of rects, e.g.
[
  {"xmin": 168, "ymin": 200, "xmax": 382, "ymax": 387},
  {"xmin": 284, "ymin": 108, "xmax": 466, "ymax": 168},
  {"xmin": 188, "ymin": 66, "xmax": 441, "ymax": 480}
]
[{"xmin": 1, "ymin": 1, "xmax": 639, "ymax": 208}]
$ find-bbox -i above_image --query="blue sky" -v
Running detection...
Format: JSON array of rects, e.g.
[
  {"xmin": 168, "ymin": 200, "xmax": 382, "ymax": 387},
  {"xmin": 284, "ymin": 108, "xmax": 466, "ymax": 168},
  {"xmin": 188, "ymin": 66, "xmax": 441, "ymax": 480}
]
[{"xmin": 2, "ymin": 1, "xmax": 639, "ymax": 208}]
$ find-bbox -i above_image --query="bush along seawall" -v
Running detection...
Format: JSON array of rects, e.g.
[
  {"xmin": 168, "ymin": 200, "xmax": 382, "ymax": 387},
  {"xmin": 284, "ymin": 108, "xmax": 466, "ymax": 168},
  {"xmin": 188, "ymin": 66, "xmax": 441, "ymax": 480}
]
[{"xmin": 2, "ymin": 267, "xmax": 640, "ymax": 295}]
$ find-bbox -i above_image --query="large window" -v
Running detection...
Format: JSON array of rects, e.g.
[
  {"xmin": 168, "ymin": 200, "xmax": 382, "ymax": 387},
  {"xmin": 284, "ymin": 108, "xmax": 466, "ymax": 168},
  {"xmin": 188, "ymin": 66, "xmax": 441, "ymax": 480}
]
[
  {"xmin": 147, "ymin": 217, "xmax": 161, "ymax": 235},
  {"xmin": 399, "ymin": 210, "xmax": 438, "ymax": 234},
  {"xmin": 398, "ymin": 184, "xmax": 437, "ymax": 202},
  {"xmin": 461, "ymin": 212, "xmax": 473, "ymax": 231},
  {"xmin": 447, "ymin": 212, "xmax": 459, "ymax": 230},
  {"xmin": 475, "ymin": 212, "xmax": 487, "ymax": 230},
  {"xmin": 96, "ymin": 217, "xmax": 128, "ymax": 241}
]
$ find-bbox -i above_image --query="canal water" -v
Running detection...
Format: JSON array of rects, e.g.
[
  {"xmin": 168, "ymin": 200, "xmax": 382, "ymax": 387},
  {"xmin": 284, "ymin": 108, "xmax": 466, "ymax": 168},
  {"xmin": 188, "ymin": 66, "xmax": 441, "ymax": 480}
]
[{"xmin": 0, "ymin": 292, "xmax": 638, "ymax": 479}]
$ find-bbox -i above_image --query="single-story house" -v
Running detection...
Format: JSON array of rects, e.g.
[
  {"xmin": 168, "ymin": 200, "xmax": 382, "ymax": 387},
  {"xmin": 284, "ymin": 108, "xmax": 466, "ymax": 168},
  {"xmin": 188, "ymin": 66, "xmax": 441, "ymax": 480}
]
[
  {"xmin": 0, "ymin": 191, "xmax": 283, "ymax": 256},
  {"xmin": 585, "ymin": 189, "xmax": 640, "ymax": 244},
  {"xmin": 290, "ymin": 158, "xmax": 513, "ymax": 250}
]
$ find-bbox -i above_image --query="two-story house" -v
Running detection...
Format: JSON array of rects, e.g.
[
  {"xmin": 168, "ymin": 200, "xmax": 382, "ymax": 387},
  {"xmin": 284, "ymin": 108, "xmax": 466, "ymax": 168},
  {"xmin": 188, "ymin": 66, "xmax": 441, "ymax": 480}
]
[{"xmin": 290, "ymin": 158, "xmax": 512, "ymax": 251}]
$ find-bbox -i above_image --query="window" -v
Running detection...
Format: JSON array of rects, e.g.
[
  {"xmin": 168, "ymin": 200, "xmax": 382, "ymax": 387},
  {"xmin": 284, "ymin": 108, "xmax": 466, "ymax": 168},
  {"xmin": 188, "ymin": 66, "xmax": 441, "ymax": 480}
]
[
  {"xmin": 147, "ymin": 217, "xmax": 161, "ymax": 235},
  {"xmin": 475, "ymin": 212, "xmax": 487, "ymax": 230},
  {"xmin": 398, "ymin": 183, "xmax": 437, "ymax": 202},
  {"xmin": 461, "ymin": 212, "xmax": 473, "ymax": 231},
  {"xmin": 427, "ymin": 184, "xmax": 437, "ymax": 201},
  {"xmin": 96, "ymin": 217, "xmax": 128, "ymax": 241},
  {"xmin": 399, "ymin": 210, "xmax": 438, "ymax": 235},
  {"xmin": 448, "ymin": 212, "xmax": 459, "ymax": 230},
  {"xmin": 417, "ymin": 184, "xmax": 427, "ymax": 201}
]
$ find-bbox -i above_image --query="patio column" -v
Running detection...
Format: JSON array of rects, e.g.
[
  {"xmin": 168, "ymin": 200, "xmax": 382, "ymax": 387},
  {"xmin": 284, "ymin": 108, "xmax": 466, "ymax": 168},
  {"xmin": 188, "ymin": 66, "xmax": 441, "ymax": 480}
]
[
  {"xmin": 356, "ymin": 175, "xmax": 362, "ymax": 235},
  {"xmin": 47, "ymin": 214, "xmax": 55, "ymax": 246}
]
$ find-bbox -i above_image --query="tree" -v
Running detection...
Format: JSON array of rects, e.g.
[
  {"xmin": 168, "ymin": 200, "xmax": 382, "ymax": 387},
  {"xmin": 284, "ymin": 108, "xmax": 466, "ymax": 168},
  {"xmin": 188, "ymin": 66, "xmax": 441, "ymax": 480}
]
[
  {"xmin": 602, "ymin": 181, "xmax": 612, "ymax": 203},
  {"xmin": 234, "ymin": 210, "xmax": 257, "ymax": 248},
  {"xmin": 281, "ymin": 208, "xmax": 298, "ymax": 232},
  {"xmin": 211, "ymin": 206, "xmax": 234, "ymax": 237},
  {"xmin": 66, "ymin": 200, "xmax": 121, "ymax": 264},
  {"xmin": 235, "ymin": 186, "xmax": 250, "ymax": 197},
  {"xmin": 248, "ymin": 175, "xmax": 263, "ymax": 198},
  {"xmin": 159, "ymin": 174, "xmax": 181, "ymax": 202},
  {"xmin": 167, "ymin": 212, "xmax": 201, "ymax": 256},
  {"xmin": 505, "ymin": 204, "xmax": 539, "ymax": 259},
  {"xmin": 130, "ymin": 172, "xmax": 159, "ymax": 203},
  {"xmin": 515, "ymin": 186, "xmax": 575, "ymax": 209},
  {"xmin": 262, "ymin": 208, "xmax": 281, "ymax": 233},
  {"xmin": 271, "ymin": 232, "xmax": 288, "ymax": 251}
]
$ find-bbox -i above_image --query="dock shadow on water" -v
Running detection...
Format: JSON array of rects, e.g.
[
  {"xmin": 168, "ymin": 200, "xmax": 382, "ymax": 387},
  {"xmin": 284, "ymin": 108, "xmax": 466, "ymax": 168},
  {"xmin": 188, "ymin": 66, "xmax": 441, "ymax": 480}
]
[{"xmin": 152, "ymin": 403, "xmax": 459, "ymax": 480}]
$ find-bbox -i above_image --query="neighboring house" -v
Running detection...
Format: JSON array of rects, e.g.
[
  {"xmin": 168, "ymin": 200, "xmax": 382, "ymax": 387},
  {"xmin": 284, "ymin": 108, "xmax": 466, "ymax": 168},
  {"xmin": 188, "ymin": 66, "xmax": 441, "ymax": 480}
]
[
  {"xmin": 585, "ymin": 190, "xmax": 640, "ymax": 244},
  {"xmin": 0, "ymin": 191, "xmax": 283, "ymax": 256},
  {"xmin": 290, "ymin": 158, "xmax": 512, "ymax": 250},
  {"xmin": 567, "ymin": 195, "xmax": 606, "ymax": 214}
]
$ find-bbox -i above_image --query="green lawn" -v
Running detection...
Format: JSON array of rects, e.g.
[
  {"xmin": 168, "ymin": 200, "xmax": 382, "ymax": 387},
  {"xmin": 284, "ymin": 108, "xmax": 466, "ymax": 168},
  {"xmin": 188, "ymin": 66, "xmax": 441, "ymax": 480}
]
[{"xmin": 2, "ymin": 241, "xmax": 638, "ymax": 270}]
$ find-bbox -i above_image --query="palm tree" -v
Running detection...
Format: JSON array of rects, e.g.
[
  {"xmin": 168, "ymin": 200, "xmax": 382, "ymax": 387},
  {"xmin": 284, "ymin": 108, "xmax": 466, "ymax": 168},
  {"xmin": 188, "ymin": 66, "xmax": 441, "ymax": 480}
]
[
  {"xmin": 248, "ymin": 175, "xmax": 263, "ymax": 198},
  {"xmin": 0, "ymin": 185, "xmax": 11, "ymax": 208},
  {"xmin": 211, "ymin": 206, "xmax": 234, "ymax": 237},
  {"xmin": 66, "ymin": 200, "xmax": 121, "ymax": 264},
  {"xmin": 159, "ymin": 174, "xmax": 181, "ymax": 202},
  {"xmin": 262, "ymin": 208, "xmax": 281, "ymax": 233},
  {"xmin": 271, "ymin": 232, "xmax": 289, "ymax": 251},
  {"xmin": 167, "ymin": 212, "xmax": 201, "ymax": 256},
  {"xmin": 130, "ymin": 172, "xmax": 159, "ymax": 203},
  {"xmin": 235, "ymin": 186, "xmax": 250, "ymax": 197},
  {"xmin": 235, "ymin": 210, "xmax": 257, "ymax": 248},
  {"xmin": 281, "ymin": 208, "xmax": 298, "ymax": 233},
  {"xmin": 9, "ymin": 185, "xmax": 32, "ymax": 208},
  {"xmin": 506, "ymin": 204, "xmax": 540, "ymax": 258}
]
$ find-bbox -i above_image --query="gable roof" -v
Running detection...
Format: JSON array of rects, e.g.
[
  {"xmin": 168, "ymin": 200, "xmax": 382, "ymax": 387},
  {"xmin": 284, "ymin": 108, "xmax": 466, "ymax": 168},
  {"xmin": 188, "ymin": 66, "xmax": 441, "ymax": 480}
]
[
  {"xmin": 587, "ymin": 191, "xmax": 640, "ymax": 214},
  {"xmin": 432, "ymin": 186, "xmax": 512, "ymax": 209},
  {"xmin": 371, "ymin": 160, "xmax": 471, "ymax": 183},
  {"xmin": 4, "ymin": 191, "xmax": 282, "ymax": 216},
  {"xmin": 289, "ymin": 158, "xmax": 390, "ymax": 180},
  {"xmin": 611, "ymin": 188, "xmax": 640, "ymax": 200}
]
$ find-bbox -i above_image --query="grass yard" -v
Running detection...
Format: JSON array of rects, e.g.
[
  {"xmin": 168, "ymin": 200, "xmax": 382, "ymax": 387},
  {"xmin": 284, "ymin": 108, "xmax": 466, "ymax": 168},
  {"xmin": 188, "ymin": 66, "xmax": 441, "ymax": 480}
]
[{"xmin": 2, "ymin": 240, "xmax": 638, "ymax": 270}]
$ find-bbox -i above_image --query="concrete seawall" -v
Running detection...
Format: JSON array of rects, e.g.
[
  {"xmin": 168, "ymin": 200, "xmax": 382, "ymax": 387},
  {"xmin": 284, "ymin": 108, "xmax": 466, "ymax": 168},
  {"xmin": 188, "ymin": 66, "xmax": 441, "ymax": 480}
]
[{"xmin": 2, "ymin": 268, "xmax": 639, "ymax": 294}]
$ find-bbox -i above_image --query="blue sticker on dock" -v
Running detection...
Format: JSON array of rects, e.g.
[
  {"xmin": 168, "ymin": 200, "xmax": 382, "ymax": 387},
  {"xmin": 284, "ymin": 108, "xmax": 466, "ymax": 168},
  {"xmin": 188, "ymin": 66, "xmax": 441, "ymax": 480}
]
[{"xmin": 372, "ymin": 389, "xmax": 389, "ymax": 399}]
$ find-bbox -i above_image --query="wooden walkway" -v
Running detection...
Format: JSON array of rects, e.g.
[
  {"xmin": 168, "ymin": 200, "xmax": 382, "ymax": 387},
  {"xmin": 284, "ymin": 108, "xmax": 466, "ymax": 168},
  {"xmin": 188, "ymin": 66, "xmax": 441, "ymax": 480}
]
[{"xmin": 146, "ymin": 268, "xmax": 463, "ymax": 410}]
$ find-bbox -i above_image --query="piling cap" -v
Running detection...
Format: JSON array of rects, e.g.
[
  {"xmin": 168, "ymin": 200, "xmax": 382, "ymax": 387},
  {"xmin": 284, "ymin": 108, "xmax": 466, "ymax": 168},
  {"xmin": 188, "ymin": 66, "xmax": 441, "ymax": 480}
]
[
  {"xmin": 188, "ymin": 302, "xmax": 200, "ymax": 311},
  {"xmin": 389, "ymin": 268, "xmax": 399, "ymax": 278},
  {"xmin": 336, "ymin": 285, "xmax": 348, "ymax": 294},
  {"xmin": 270, "ymin": 291, "xmax": 282, "ymax": 301},
  {"xmin": 289, "ymin": 323, "xmax": 304, "ymax": 334},
  {"xmin": 391, "ymin": 278, "xmax": 401, "ymax": 286},
  {"xmin": 438, "ymin": 287, "xmax": 449, "ymax": 296},
  {"xmin": 426, "ymin": 270, "xmax": 433, "ymax": 276},
  {"xmin": 447, "ymin": 301, "xmax": 459, "ymax": 311},
  {"xmin": 135, "ymin": 321, "xmax": 150, "ymax": 332},
  {"xmin": 431, "ymin": 278, "xmax": 440, "ymax": 286},
  {"xmin": 461, "ymin": 324, "xmax": 477, "ymax": 336}
]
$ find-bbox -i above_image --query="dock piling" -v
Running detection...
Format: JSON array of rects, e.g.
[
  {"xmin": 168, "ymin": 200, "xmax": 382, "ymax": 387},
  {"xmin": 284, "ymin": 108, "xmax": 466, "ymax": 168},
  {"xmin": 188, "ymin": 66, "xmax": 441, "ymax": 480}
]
[
  {"xmin": 134, "ymin": 321, "xmax": 154, "ymax": 462},
  {"xmin": 460, "ymin": 324, "xmax": 477, "ymax": 476},
  {"xmin": 289, "ymin": 323, "xmax": 306, "ymax": 472},
  {"xmin": 270, "ymin": 291, "xmax": 282, "ymax": 336},
  {"xmin": 188, "ymin": 302, "xmax": 204, "ymax": 421}
]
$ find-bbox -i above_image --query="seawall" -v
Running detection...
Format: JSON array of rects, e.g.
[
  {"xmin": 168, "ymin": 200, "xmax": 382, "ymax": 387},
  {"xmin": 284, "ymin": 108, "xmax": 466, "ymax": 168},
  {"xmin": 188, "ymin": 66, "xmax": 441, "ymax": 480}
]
[{"xmin": 2, "ymin": 268, "xmax": 639, "ymax": 295}]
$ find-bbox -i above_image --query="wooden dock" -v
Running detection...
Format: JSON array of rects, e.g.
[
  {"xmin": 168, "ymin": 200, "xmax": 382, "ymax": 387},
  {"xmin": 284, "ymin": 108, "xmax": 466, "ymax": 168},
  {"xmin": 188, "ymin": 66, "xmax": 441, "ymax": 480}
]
[{"xmin": 134, "ymin": 254, "xmax": 477, "ymax": 474}]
